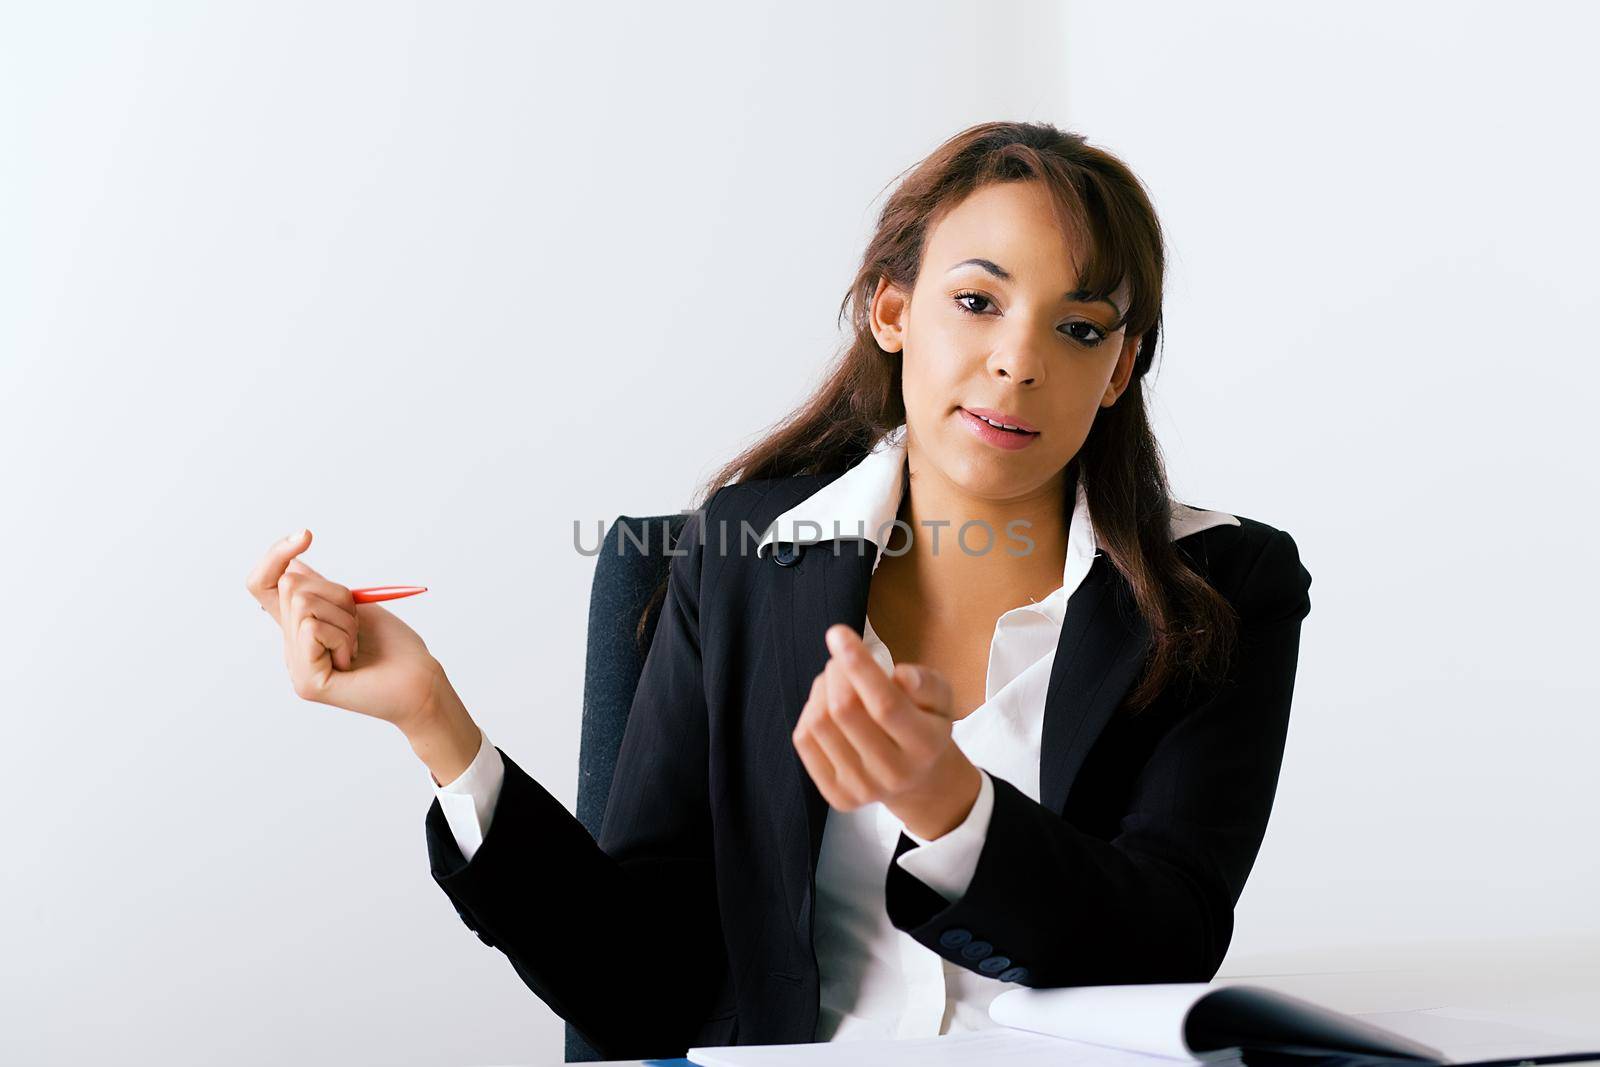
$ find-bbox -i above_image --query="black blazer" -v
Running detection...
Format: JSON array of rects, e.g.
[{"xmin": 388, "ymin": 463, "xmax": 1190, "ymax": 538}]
[{"xmin": 423, "ymin": 471, "xmax": 1314, "ymax": 1061}]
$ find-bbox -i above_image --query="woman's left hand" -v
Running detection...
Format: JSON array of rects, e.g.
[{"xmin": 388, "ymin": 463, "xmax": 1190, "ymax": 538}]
[{"xmin": 791, "ymin": 623, "xmax": 984, "ymax": 840}]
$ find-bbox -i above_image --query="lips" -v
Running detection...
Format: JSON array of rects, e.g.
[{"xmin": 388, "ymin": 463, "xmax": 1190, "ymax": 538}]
[
  {"xmin": 958, "ymin": 407, "xmax": 1041, "ymax": 451},
  {"xmin": 961, "ymin": 406, "xmax": 1040, "ymax": 434}
]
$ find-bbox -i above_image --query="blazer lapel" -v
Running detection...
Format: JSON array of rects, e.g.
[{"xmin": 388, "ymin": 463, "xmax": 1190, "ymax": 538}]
[{"xmin": 1038, "ymin": 553, "xmax": 1154, "ymax": 814}]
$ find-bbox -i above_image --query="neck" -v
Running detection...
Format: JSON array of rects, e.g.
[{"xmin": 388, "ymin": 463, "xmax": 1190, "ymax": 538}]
[{"xmin": 884, "ymin": 452, "xmax": 1072, "ymax": 615}]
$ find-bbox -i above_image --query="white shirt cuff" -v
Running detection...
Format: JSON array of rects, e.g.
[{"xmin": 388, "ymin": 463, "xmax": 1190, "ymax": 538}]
[
  {"xmin": 431, "ymin": 728, "xmax": 505, "ymax": 864},
  {"xmin": 893, "ymin": 768, "xmax": 995, "ymax": 902}
]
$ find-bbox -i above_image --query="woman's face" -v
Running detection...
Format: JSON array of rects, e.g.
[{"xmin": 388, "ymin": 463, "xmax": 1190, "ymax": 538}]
[{"xmin": 869, "ymin": 179, "xmax": 1138, "ymax": 503}]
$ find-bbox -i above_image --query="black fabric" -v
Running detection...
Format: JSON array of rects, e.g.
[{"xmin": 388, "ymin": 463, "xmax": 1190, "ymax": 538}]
[
  {"xmin": 423, "ymin": 474, "xmax": 1313, "ymax": 1062},
  {"xmin": 567, "ymin": 512, "xmax": 689, "ymax": 1062},
  {"xmin": 576, "ymin": 512, "xmax": 691, "ymax": 843}
]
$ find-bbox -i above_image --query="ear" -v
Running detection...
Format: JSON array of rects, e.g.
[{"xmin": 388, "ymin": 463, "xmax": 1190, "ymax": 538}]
[
  {"xmin": 1101, "ymin": 332, "xmax": 1140, "ymax": 407},
  {"xmin": 869, "ymin": 275, "xmax": 909, "ymax": 354}
]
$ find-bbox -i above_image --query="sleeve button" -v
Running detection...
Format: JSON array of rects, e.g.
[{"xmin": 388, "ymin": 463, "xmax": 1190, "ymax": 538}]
[
  {"xmin": 959, "ymin": 940, "xmax": 993, "ymax": 961},
  {"xmin": 999, "ymin": 966, "xmax": 1030, "ymax": 983},
  {"xmin": 938, "ymin": 928, "xmax": 973, "ymax": 949},
  {"xmin": 978, "ymin": 955, "xmax": 1011, "ymax": 975}
]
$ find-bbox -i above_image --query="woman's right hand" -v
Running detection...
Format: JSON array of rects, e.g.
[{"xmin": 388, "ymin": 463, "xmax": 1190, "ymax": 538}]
[{"xmin": 246, "ymin": 528, "xmax": 445, "ymax": 738}]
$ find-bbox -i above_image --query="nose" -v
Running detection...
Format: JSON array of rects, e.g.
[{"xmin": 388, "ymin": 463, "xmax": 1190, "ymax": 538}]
[{"xmin": 987, "ymin": 344, "xmax": 1044, "ymax": 387}]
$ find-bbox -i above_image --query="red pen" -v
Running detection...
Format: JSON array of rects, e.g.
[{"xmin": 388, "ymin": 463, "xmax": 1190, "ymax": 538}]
[{"xmin": 350, "ymin": 586, "xmax": 428, "ymax": 604}]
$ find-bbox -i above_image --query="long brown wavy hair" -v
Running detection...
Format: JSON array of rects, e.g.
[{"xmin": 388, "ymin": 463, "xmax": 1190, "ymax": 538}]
[{"xmin": 636, "ymin": 120, "xmax": 1238, "ymax": 715}]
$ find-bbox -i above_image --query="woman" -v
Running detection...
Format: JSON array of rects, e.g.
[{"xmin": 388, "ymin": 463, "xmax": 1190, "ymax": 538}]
[{"xmin": 246, "ymin": 121, "xmax": 1312, "ymax": 1060}]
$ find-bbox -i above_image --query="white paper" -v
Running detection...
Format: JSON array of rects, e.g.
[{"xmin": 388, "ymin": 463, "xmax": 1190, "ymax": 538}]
[
  {"xmin": 687, "ymin": 1028, "xmax": 1179, "ymax": 1067},
  {"xmin": 987, "ymin": 982, "xmax": 1215, "ymax": 1061},
  {"xmin": 687, "ymin": 984, "xmax": 1600, "ymax": 1067}
]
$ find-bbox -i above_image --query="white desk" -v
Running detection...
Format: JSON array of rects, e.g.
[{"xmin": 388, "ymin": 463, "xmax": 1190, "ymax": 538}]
[{"xmin": 560, "ymin": 933, "xmax": 1600, "ymax": 1067}]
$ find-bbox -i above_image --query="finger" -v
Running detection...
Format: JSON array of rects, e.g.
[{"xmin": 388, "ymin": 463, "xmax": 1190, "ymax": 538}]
[
  {"xmin": 894, "ymin": 662, "xmax": 955, "ymax": 719},
  {"xmin": 285, "ymin": 557, "xmax": 327, "ymax": 580},
  {"xmin": 812, "ymin": 662, "xmax": 875, "ymax": 805},
  {"xmin": 287, "ymin": 582, "xmax": 358, "ymax": 636},
  {"xmin": 822, "ymin": 657, "xmax": 911, "ymax": 792},
  {"xmin": 246, "ymin": 529, "xmax": 312, "ymax": 619},
  {"xmin": 823, "ymin": 624, "xmax": 927, "ymax": 746},
  {"xmin": 792, "ymin": 731, "xmax": 849, "ymax": 810},
  {"xmin": 297, "ymin": 613, "xmax": 355, "ymax": 676},
  {"xmin": 290, "ymin": 616, "xmax": 338, "ymax": 696},
  {"xmin": 279, "ymin": 577, "xmax": 358, "ymax": 670},
  {"xmin": 285, "ymin": 569, "xmax": 359, "ymax": 658},
  {"xmin": 283, "ymin": 575, "xmax": 358, "ymax": 635},
  {"xmin": 797, "ymin": 672, "xmax": 869, "ymax": 808},
  {"xmin": 278, "ymin": 575, "xmax": 359, "ymax": 644},
  {"xmin": 792, "ymin": 693, "xmax": 848, "ymax": 809}
]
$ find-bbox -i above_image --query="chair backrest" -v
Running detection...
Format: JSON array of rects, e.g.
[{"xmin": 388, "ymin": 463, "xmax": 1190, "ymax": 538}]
[{"xmin": 566, "ymin": 511, "xmax": 692, "ymax": 1064}]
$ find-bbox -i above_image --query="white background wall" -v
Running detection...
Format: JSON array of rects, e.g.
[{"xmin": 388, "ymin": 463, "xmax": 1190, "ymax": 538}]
[{"xmin": 2, "ymin": 2, "xmax": 1594, "ymax": 1064}]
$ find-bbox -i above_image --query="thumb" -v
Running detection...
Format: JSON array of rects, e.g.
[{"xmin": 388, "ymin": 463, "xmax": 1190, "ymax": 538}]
[{"xmin": 894, "ymin": 663, "xmax": 953, "ymax": 718}]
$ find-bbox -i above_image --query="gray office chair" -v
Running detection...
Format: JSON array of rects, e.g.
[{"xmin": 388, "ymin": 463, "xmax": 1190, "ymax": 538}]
[{"xmin": 567, "ymin": 511, "xmax": 693, "ymax": 1064}]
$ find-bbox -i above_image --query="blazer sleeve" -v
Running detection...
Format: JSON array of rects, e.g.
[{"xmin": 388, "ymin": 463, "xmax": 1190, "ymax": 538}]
[
  {"xmin": 422, "ymin": 502, "xmax": 725, "ymax": 1060},
  {"xmin": 883, "ymin": 525, "xmax": 1313, "ymax": 986}
]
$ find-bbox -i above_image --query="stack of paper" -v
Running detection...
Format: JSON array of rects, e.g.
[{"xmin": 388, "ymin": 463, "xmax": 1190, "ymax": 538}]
[{"xmin": 685, "ymin": 982, "xmax": 1600, "ymax": 1066}]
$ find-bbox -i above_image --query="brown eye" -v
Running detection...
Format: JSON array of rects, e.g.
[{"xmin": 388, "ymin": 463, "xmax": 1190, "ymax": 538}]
[
  {"xmin": 955, "ymin": 290, "xmax": 1110, "ymax": 349},
  {"xmin": 1061, "ymin": 321, "xmax": 1109, "ymax": 347},
  {"xmin": 954, "ymin": 291, "xmax": 993, "ymax": 315}
]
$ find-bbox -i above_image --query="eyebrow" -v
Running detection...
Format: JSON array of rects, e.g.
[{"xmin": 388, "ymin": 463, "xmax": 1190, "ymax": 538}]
[{"xmin": 947, "ymin": 258, "xmax": 1122, "ymax": 318}]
